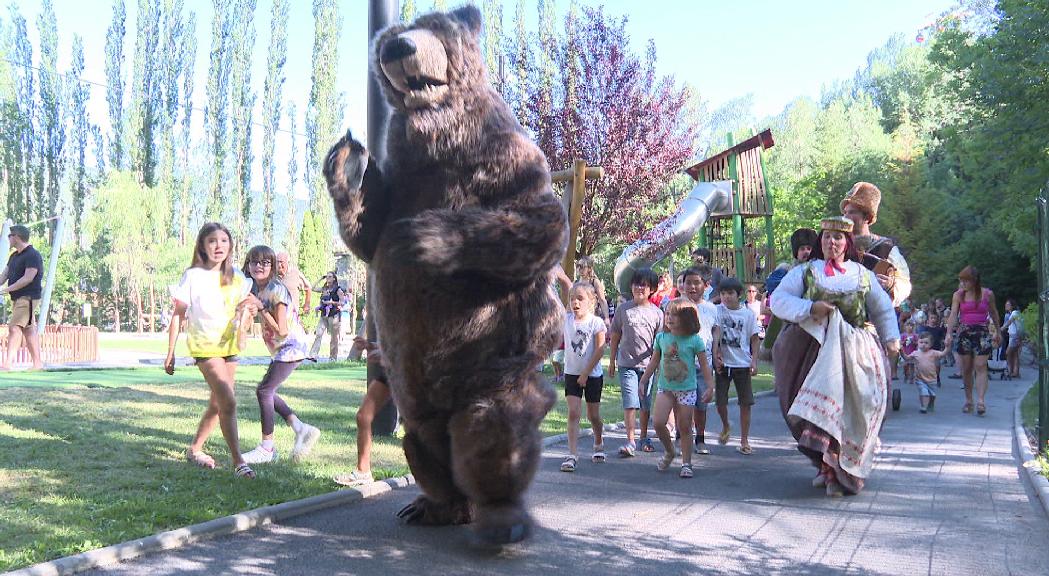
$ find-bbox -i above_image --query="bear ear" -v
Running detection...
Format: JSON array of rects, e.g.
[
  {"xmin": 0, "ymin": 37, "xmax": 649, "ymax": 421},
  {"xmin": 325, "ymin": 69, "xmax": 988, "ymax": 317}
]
[{"xmin": 450, "ymin": 5, "xmax": 482, "ymax": 36}]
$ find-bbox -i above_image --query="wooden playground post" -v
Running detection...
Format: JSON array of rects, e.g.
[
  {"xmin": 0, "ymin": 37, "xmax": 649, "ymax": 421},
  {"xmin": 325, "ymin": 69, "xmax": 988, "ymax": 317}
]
[
  {"xmin": 551, "ymin": 159, "xmax": 604, "ymax": 303},
  {"xmin": 726, "ymin": 134, "xmax": 747, "ymax": 280}
]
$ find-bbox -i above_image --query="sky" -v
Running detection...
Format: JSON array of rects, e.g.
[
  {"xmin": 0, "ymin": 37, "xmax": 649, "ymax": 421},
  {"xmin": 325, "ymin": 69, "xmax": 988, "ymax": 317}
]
[{"xmin": 8, "ymin": 0, "xmax": 956, "ymax": 199}]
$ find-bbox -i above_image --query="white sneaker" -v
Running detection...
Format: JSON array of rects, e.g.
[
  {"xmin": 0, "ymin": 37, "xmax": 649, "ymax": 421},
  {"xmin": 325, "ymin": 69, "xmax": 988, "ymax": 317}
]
[
  {"xmin": 333, "ymin": 470, "xmax": 374, "ymax": 487},
  {"xmin": 291, "ymin": 425, "xmax": 321, "ymax": 461},
  {"xmin": 241, "ymin": 446, "xmax": 278, "ymax": 464}
]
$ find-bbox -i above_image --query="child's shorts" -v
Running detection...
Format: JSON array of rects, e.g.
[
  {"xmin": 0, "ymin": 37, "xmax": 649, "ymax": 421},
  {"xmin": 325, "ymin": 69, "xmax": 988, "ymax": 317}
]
[
  {"xmin": 619, "ymin": 367, "xmax": 652, "ymax": 411},
  {"xmin": 660, "ymin": 387, "xmax": 697, "ymax": 407},
  {"xmin": 915, "ymin": 378, "xmax": 937, "ymax": 398},
  {"xmin": 565, "ymin": 374, "xmax": 604, "ymax": 404},
  {"xmin": 715, "ymin": 367, "xmax": 754, "ymax": 407}
]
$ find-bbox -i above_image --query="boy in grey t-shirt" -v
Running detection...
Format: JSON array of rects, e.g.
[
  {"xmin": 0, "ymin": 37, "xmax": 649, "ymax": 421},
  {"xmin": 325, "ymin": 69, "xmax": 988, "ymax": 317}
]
[{"xmin": 608, "ymin": 268, "xmax": 663, "ymax": 456}]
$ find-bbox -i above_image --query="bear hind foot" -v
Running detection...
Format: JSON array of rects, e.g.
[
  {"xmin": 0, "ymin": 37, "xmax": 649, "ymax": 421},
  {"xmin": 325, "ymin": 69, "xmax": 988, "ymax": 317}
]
[
  {"xmin": 472, "ymin": 503, "xmax": 534, "ymax": 546},
  {"xmin": 396, "ymin": 496, "xmax": 472, "ymax": 526}
]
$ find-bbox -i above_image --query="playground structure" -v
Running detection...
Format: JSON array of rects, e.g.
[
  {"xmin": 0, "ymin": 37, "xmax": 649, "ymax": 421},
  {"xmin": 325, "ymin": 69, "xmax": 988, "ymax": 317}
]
[
  {"xmin": 0, "ymin": 215, "xmax": 99, "ymax": 365},
  {"xmin": 688, "ymin": 130, "xmax": 776, "ymax": 285},
  {"xmin": 612, "ymin": 129, "xmax": 775, "ymax": 294},
  {"xmin": 552, "ymin": 159, "xmax": 604, "ymax": 301}
]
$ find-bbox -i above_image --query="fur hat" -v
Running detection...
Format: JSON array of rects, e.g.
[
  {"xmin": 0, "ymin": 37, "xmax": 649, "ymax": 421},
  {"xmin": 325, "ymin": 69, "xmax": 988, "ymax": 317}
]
[
  {"xmin": 839, "ymin": 182, "xmax": 881, "ymax": 224},
  {"xmin": 789, "ymin": 228, "xmax": 818, "ymax": 260},
  {"xmin": 820, "ymin": 216, "xmax": 854, "ymax": 234}
]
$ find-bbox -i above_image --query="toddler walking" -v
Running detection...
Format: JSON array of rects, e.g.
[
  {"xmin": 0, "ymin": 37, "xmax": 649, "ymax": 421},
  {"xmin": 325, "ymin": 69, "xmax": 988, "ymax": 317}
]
[
  {"xmin": 909, "ymin": 334, "xmax": 947, "ymax": 413},
  {"xmin": 639, "ymin": 299, "xmax": 715, "ymax": 478}
]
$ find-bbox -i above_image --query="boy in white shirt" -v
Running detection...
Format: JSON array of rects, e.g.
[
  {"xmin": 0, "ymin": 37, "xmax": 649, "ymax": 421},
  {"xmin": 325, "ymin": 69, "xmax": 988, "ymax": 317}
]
[{"xmin": 714, "ymin": 277, "xmax": 761, "ymax": 455}]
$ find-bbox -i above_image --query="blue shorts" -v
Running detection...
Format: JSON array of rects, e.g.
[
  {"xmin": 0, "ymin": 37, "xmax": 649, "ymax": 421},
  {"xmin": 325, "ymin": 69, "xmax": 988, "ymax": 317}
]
[
  {"xmin": 915, "ymin": 379, "xmax": 937, "ymax": 398},
  {"xmin": 619, "ymin": 367, "xmax": 653, "ymax": 411}
]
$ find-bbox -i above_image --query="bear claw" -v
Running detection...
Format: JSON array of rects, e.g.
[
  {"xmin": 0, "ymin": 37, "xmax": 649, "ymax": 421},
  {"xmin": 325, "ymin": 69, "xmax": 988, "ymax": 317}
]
[{"xmin": 396, "ymin": 496, "xmax": 472, "ymax": 526}]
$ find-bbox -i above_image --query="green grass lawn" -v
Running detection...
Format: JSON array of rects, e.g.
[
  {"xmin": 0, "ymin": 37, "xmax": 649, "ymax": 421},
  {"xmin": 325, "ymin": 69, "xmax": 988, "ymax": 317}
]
[
  {"xmin": 98, "ymin": 334, "xmax": 275, "ymax": 358},
  {"xmin": 0, "ymin": 362, "xmax": 773, "ymax": 571},
  {"xmin": 1020, "ymin": 384, "xmax": 1049, "ymax": 479}
]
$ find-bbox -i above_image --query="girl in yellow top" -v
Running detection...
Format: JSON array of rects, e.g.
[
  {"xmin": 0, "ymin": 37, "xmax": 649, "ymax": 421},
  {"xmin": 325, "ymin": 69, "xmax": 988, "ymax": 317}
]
[{"xmin": 164, "ymin": 223, "xmax": 257, "ymax": 478}]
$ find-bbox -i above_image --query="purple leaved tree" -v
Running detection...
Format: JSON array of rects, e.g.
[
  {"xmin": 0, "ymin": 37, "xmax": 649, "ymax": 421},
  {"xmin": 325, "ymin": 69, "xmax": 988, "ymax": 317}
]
[{"xmin": 502, "ymin": 4, "xmax": 699, "ymax": 256}]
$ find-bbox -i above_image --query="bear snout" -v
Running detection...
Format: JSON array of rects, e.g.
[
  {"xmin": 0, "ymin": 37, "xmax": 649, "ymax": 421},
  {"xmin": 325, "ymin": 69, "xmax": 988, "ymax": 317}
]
[{"xmin": 380, "ymin": 35, "xmax": 417, "ymax": 64}]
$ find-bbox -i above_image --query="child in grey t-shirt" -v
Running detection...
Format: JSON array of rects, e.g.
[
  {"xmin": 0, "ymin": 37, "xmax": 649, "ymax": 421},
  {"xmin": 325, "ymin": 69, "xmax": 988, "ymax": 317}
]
[{"xmin": 608, "ymin": 268, "xmax": 663, "ymax": 456}]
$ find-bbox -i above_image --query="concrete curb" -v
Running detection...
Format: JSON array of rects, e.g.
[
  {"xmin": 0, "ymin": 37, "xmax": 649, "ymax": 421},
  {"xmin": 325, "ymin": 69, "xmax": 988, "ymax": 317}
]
[
  {"xmin": 1013, "ymin": 384, "xmax": 1049, "ymax": 520},
  {"xmin": 4, "ymin": 476, "xmax": 416, "ymax": 576}
]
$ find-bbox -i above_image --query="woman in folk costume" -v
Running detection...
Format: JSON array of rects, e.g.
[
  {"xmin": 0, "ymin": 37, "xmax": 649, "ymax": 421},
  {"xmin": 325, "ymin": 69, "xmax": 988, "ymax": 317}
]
[{"xmin": 770, "ymin": 216, "xmax": 900, "ymax": 497}]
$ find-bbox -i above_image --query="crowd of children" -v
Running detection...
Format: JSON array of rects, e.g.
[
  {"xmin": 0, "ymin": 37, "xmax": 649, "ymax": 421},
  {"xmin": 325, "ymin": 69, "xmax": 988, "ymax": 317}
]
[
  {"xmin": 558, "ymin": 262, "xmax": 764, "ymax": 479},
  {"xmin": 165, "ymin": 221, "xmax": 1025, "ymax": 484}
]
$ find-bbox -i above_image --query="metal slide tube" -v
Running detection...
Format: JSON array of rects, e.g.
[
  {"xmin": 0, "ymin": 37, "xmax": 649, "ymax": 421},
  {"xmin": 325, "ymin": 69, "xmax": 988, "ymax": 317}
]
[{"xmin": 613, "ymin": 180, "xmax": 732, "ymax": 296}]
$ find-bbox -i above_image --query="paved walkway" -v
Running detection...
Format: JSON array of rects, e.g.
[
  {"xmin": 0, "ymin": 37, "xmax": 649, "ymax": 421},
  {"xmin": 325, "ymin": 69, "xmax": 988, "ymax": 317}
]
[{"xmin": 84, "ymin": 372, "xmax": 1049, "ymax": 575}]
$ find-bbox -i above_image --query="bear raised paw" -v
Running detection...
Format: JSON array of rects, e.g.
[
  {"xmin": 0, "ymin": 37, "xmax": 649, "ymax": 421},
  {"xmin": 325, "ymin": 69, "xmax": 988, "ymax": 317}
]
[{"xmin": 324, "ymin": 6, "xmax": 566, "ymax": 546}]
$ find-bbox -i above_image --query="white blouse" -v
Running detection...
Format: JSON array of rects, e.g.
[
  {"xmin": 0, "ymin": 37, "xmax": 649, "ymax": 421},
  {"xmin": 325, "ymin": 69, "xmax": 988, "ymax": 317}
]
[{"xmin": 770, "ymin": 260, "xmax": 900, "ymax": 344}]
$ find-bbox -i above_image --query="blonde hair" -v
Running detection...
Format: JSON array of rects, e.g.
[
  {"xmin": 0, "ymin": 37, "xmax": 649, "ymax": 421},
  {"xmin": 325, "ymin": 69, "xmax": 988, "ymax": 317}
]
[
  {"xmin": 664, "ymin": 298, "xmax": 701, "ymax": 335},
  {"xmin": 569, "ymin": 281, "xmax": 598, "ymax": 314}
]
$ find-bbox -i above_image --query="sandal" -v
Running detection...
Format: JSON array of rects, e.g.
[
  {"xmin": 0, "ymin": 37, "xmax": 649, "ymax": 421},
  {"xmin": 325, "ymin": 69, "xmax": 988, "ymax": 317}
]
[
  {"xmin": 639, "ymin": 438, "xmax": 655, "ymax": 453},
  {"xmin": 736, "ymin": 444, "xmax": 753, "ymax": 456},
  {"xmin": 679, "ymin": 463, "xmax": 694, "ymax": 479},
  {"xmin": 962, "ymin": 402, "xmax": 973, "ymax": 414},
  {"xmin": 718, "ymin": 428, "xmax": 731, "ymax": 445},
  {"xmin": 657, "ymin": 451, "xmax": 676, "ymax": 471},
  {"xmin": 977, "ymin": 402, "xmax": 986, "ymax": 416},
  {"xmin": 560, "ymin": 455, "xmax": 577, "ymax": 473},
  {"xmin": 186, "ymin": 449, "xmax": 216, "ymax": 469},
  {"xmin": 234, "ymin": 463, "xmax": 256, "ymax": 479},
  {"xmin": 592, "ymin": 445, "xmax": 606, "ymax": 463},
  {"xmin": 618, "ymin": 443, "xmax": 636, "ymax": 458}
]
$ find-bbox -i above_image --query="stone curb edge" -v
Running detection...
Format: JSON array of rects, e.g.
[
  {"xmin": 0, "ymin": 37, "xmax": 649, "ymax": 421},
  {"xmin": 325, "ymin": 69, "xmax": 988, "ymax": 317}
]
[
  {"xmin": 4, "ymin": 476, "xmax": 416, "ymax": 576},
  {"xmin": 6, "ymin": 390, "xmax": 777, "ymax": 576},
  {"xmin": 1013, "ymin": 383, "xmax": 1049, "ymax": 520}
]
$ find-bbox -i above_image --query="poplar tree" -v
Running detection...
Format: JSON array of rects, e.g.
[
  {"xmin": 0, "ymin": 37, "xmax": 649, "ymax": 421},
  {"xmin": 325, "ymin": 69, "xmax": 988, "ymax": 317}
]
[
  {"xmin": 227, "ymin": 0, "xmax": 257, "ymax": 241},
  {"xmin": 260, "ymin": 0, "xmax": 289, "ymax": 244},
  {"xmin": 68, "ymin": 35, "xmax": 92, "ymax": 240},
  {"xmin": 177, "ymin": 10, "xmax": 197, "ymax": 244},
  {"xmin": 205, "ymin": 0, "xmax": 234, "ymax": 220},
  {"xmin": 481, "ymin": 0, "xmax": 503, "ymax": 91},
  {"xmin": 104, "ymin": 0, "xmax": 126, "ymax": 170},
  {"xmin": 400, "ymin": 0, "xmax": 416, "ymax": 22},
  {"xmin": 2, "ymin": 6, "xmax": 36, "ymax": 221},
  {"xmin": 306, "ymin": 0, "xmax": 342, "ymax": 256},
  {"xmin": 284, "ymin": 101, "xmax": 299, "ymax": 251},
  {"xmin": 37, "ymin": 0, "xmax": 65, "ymax": 221}
]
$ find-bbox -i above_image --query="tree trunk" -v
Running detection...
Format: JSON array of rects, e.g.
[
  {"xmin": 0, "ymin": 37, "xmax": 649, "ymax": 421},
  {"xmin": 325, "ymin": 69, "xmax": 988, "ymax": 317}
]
[
  {"xmin": 149, "ymin": 281, "xmax": 156, "ymax": 333},
  {"xmin": 134, "ymin": 287, "xmax": 143, "ymax": 334},
  {"xmin": 113, "ymin": 291, "xmax": 121, "ymax": 333}
]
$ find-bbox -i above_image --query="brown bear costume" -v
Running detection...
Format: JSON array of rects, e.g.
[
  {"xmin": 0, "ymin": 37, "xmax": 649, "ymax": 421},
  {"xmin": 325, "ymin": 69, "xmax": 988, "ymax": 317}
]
[{"xmin": 323, "ymin": 6, "xmax": 567, "ymax": 545}]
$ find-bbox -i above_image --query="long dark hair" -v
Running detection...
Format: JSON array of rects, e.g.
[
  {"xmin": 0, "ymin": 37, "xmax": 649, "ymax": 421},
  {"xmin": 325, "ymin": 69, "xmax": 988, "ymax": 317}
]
[
  {"xmin": 958, "ymin": 265, "xmax": 982, "ymax": 297},
  {"xmin": 812, "ymin": 230, "xmax": 861, "ymax": 263},
  {"xmin": 242, "ymin": 245, "xmax": 277, "ymax": 291},
  {"xmin": 190, "ymin": 222, "xmax": 235, "ymax": 286}
]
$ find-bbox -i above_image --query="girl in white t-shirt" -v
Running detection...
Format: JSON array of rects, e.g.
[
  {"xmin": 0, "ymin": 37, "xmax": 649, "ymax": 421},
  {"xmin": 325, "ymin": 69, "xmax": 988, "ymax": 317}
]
[
  {"xmin": 560, "ymin": 282, "xmax": 607, "ymax": 472},
  {"xmin": 238, "ymin": 245, "xmax": 321, "ymax": 465},
  {"xmin": 164, "ymin": 223, "xmax": 257, "ymax": 479}
]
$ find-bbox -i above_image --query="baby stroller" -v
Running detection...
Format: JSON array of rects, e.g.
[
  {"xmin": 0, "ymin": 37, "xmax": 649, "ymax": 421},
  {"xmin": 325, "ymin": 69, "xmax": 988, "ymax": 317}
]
[{"xmin": 987, "ymin": 341, "xmax": 1011, "ymax": 380}]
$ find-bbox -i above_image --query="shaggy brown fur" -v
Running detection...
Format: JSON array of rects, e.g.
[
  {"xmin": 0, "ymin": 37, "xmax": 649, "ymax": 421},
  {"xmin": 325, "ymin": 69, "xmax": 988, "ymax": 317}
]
[{"xmin": 324, "ymin": 6, "xmax": 566, "ymax": 545}]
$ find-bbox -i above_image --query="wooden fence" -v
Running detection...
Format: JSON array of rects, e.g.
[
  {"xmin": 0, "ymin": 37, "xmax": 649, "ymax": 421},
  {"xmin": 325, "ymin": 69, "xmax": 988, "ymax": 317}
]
[{"xmin": 0, "ymin": 325, "xmax": 99, "ymax": 364}]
